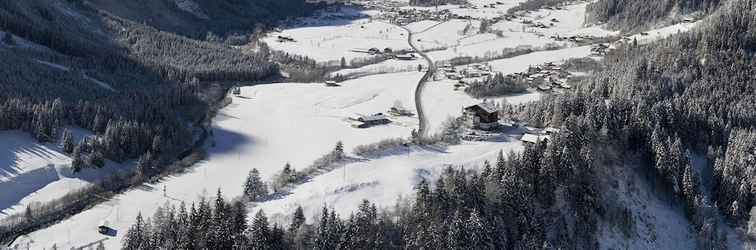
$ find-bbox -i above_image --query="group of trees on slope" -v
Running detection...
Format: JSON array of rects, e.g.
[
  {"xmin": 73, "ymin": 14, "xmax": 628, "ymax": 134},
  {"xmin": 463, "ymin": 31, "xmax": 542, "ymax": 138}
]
[
  {"xmin": 464, "ymin": 72, "xmax": 529, "ymax": 98},
  {"xmin": 586, "ymin": 0, "xmax": 723, "ymax": 30},
  {"xmin": 126, "ymin": 122, "xmax": 604, "ymax": 249}
]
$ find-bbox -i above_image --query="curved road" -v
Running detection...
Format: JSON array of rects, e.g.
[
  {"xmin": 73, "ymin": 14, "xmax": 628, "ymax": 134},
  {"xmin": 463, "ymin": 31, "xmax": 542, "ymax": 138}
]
[{"xmin": 399, "ymin": 26, "xmax": 435, "ymax": 138}]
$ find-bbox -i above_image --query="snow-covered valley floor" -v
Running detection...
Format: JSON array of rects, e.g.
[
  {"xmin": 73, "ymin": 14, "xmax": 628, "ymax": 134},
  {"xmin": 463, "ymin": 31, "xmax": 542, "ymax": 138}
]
[{"xmin": 14, "ymin": 1, "xmax": 717, "ymax": 249}]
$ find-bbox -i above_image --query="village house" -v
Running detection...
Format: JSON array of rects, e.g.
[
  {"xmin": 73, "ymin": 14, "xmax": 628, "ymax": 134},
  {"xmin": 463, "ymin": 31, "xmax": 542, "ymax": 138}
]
[{"xmin": 463, "ymin": 103, "xmax": 500, "ymax": 130}]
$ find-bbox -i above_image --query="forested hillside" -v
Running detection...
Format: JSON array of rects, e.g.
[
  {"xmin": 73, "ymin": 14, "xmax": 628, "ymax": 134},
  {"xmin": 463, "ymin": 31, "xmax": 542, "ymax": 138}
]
[
  {"xmin": 88, "ymin": 0, "xmax": 315, "ymax": 38},
  {"xmin": 519, "ymin": 0, "xmax": 755, "ymax": 245},
  {"xmin": 0, "ymin": 0, "xmax": 290, "ymax": 163},
  {"xmin": 586, "ymin": 0, "xmax": 723, "ymax": 30},
  {"xmin": 0, "ymin": 0, "xmax": 315, "ymax": 242}
]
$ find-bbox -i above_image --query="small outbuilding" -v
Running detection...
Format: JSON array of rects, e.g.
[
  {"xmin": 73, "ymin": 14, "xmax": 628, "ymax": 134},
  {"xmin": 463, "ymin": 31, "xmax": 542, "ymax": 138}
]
[
  {"xmin": 521, "ymin": 134, "xmax": 550, "ymax": 144},
  {"xmin": 325, "ymin": 80, "xmax": 340, "ymax": 87}
]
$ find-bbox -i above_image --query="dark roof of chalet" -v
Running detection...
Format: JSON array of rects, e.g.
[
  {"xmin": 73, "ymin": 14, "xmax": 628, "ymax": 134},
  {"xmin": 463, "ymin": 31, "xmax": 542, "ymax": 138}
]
[{"xmin": 464, "ymin": 103, "xmax": 497, "ymax": 114}]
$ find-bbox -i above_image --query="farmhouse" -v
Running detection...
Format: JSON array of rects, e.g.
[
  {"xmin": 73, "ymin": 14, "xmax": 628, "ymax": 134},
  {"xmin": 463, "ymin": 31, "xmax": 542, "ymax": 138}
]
[
  {"xmin": 277, "ymin": 35, "xmax": 295, "ymax": 42},
  {"xmin": 395, "ymin": 53, "xmax": 416, "ymax": 60},
  {"xmin": 351, "ymin": 113, "xmax": 391, "ymax": 128},
  {"xmin": 463, "ymin": 103, "xmax": 499, "ymax": 130},
  {"xmin": 325, "ymin": 80, "xmax": 340, "ymax": 87}
]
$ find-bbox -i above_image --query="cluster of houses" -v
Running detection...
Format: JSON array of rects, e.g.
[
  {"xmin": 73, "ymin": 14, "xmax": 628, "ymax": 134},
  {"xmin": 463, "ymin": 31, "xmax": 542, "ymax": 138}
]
[
  {"xmin": 549, "ymin": 34, "xmax": 594, "ymax": 43},
  {"xmin": 351, "ymin": 47, "xmax": 416, "ymax": 60},
  {"xmin": 348, "ymin": 103, "xmax": 415, "ymax": 128},
  {"xmin": 440, "ymin": 63, "xmax": 495, "ymax": 88},
  {"xmin": 522, "ymin": 19, "xmax": 555, "ymax": 29},
  {"xmin": 385, "ymin": 8, "xmax": 454, "ymax": 25},
  {"xmin": 523, "ymin": 62, "xmax": 572, "ymax": 91}
]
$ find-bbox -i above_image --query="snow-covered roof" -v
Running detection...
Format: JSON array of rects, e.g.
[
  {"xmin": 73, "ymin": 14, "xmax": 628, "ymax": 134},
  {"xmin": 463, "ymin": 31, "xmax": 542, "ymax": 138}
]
[
  {"xmin": 360, "ymin": 113, "xmax": 389, "ymax": 122},
  {"xmin": 545, "ymin": 127, "xmax": 560, "ymax": 133},
  {"xmin": 465, "ymin": 103, "xmax": 497, "ymax": 114},
  {"xmin": 521, "ymin": 134, "xmax": 550, "ymax": 144}
]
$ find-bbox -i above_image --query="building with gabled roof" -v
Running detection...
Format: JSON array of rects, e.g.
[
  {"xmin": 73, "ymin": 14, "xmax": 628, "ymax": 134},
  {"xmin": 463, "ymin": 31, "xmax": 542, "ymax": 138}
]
[{"xmin": 463, "ymin": 103, "xmax": 499, "ymax": 130}]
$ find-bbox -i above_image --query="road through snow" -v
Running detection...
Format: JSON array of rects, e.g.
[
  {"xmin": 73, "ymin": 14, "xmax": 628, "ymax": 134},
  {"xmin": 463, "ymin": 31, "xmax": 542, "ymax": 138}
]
[{"xmin": 400, "ymin": 25, "xmax": 435, "ymax": 138}]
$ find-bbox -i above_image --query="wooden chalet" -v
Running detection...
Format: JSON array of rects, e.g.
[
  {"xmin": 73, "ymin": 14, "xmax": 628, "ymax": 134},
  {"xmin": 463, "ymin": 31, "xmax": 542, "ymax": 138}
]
[{"xmin": 463, "ymin": 103, "xmax": 499, "ymax": 130}]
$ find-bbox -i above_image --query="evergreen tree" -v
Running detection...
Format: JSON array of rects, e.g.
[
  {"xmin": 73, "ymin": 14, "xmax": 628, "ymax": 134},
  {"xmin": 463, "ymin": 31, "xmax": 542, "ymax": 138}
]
[
  {"xmin": 71, "ymin": 142, "xmax": 85, "ymax": 172},
  {"xmin": 2, "ymin": 32, "xmax": 14, "ymax": 45},
  {"xmin": 61, "ymin": 128, "xmax": 74, "ymax": 154},
  {"xmin": 334, "ymin": 141, "xmax": 344, "ymax": 160},
  {"xmin": 467, "ymin": 209, "xmax": 494, "ymax": 250},
  {"xmin": 244, "ymin": 168, "xmax": 267, "ymax": 201},
  {"xmin": 87, "ymin": 147, "xmax": 105, "ymax": 168},
  {"xmin": 290, "ymin": 205, "xmax": 306, "ymax": 232},
  {"xmin": 446, "ymin": 210, "xmax": 467, "ymax": 250},
  {"xmin": 123, "ymin": 212, "xmax": 146, "ymax": 250},
  {"xmin": 249, "ymin": 210, "xmax": 271, "ymax": 249}
]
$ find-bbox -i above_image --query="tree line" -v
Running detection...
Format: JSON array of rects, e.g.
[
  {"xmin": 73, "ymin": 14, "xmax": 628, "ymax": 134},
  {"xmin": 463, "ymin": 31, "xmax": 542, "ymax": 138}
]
[{"xmin": 125, "ymin": 110, "xmax": 608, "ymax": 249}]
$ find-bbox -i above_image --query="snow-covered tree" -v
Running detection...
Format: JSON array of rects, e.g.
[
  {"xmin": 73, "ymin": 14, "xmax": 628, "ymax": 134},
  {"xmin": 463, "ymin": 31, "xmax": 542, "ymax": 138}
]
[{"xmin": 244, "ymin": 168, "xmax": 267, "ymax": 201}]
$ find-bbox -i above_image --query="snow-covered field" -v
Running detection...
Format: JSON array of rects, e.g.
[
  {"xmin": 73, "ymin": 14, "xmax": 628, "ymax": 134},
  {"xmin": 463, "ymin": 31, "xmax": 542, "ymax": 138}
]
[
  {"xmin": 0, "ymin": 129, "xmax": 130, "ymax": 218},
  {"xmin": 263, "ymin": 18, "xmax": 439, "ymax": 63},
  {"xmin": 21, "ymin": 72, "xmax": 424, "ymax": 249}
]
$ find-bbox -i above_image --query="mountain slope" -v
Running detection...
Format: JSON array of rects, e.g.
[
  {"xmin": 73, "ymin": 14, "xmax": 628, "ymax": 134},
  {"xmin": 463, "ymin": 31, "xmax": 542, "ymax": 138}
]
[{"xmin": 586, "ymin": 0, "xmax": 723, "ymax": 31}]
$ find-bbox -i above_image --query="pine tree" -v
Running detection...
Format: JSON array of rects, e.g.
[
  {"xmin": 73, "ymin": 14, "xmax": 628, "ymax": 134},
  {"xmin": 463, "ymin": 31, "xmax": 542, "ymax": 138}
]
[
  {"xmin": 290, "ymin": 205, "xmax": 306, "ymax": 232},
  {"xmin": 231, "ymin": 201, "xmax": 248, "ymax": 238},
  {"xmin": 62, "ymin": 128, "xmax": 74, "ymax": 154},
  {"xmin": 682, "ymin": 157, "xmax": 698, "ymax": 211},
  {"xmin": 88, "ymin": 147, "xmax": 105, "ymax": 168},
  {"xmin": 244, "ymin": 168, "xmax": 267, "ymax": 201},
  {"xmin": 314, "ymin": 206, "xmax": 333, "ymax": 250},
  {"xmin": 123, "ymin": 212, "xmax": 146, "ymax": 250},
  {"xmin": 334, "ymin": 141, "xmax": 345, "ymax": 160},
  {"xmin": 208, "ymin": 190, "xmax": 233, "ymax": 249},
  {"xmin": 467, "ymin": 209, "xmax": 494, "ymax": 250},
  {"xmin": 71, "ymin": 142, "xmax": 84, "ymax": 172},
  {"xmin": 340, "ymin": 57, "xmax": 347, "ymax": 68},
  {"xmin": 2, "ymin": 32, "xmax": 14, "ymax": 46},
  {"xmin": 446, "ymin": 210, "xmax": 467, "ymax": 250},
  {"xmin": 136, "ymin": 152, "xmax": 152, "ymax": 177},
  {"xmin": 249, "ymin": 210, "xmax": 271, "ymax": 249}
]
